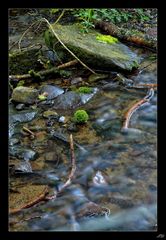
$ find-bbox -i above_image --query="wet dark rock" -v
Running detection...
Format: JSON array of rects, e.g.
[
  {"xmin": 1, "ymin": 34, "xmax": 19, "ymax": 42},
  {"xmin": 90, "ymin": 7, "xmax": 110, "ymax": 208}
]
[
  {"xmin": 148, "ymin": 184, "xmax": 157, "ymax": 192},
  {"xmin": 102, "ymin": 82, "xmax": 121, "ymax": 90},
  {"xmin": 9, "ymin": 122, "xmax": 16, "ymax": 138},
  {"xmin": 58, "ymin": 116, "xmax": 66, "ymax": 123},
  {"xmin": 80, "ymin": 88, "xmax": 98, "ymax": 104},
  {"xmin": 9, "ymin": 147, "xmax": 38, "ymax": 161},
  {"xmin": 53, "ymin": 91, "xmax": 82, "ymax": 110},
  {"xmin": 12, "ymin": 86, "xmax": 39, "ymax": 104},
  {"xmin": 67, "ymin": 123, "xmax": 79, "ymax": 132},
  {"xmin": 9, "ymin": 138, "xmax": 20, "ymax": 146},
  {"xmin": 9, "ymin": 110, "xmax": 37, "ymax": 124},
  {"xmin": 14, "ymin": 160, "xmax": 32, "ymax": 173},
  {"xmin": 42, "ymin": 110, "xmax": 59, "ymax": 119},
  {"xmin": 39, "ymin": 84, "xmax": 64, "ymax": 100},
  {"xmin": 15, "ymin": 103, "xmax": 25, "ymax": 110},
  {"xmin": 71, "ymin": 77, "xmax": 83, "ymax": 85},
  {"xmin": 108, "ymin": 197, "xmax": 135, "ymax": 208},
  {"xmin": 88, "ymin": 73, "xmax": 109, "ymax": 83}
]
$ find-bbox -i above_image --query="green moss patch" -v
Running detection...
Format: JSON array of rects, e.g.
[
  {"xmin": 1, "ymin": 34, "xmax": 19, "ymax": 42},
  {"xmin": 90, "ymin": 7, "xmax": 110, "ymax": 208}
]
[{"xmin": 96, "ymin": 34, "xmax": 118, "ymax": 44}]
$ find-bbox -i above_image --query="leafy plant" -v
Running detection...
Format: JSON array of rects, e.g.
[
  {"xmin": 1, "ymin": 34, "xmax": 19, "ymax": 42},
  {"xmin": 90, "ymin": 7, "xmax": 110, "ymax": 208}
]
[
  {"xmin": 73, "ymin": 109, "xmax": 89, "ymax": 124},
  {"xmin": 73, "ymin": 9, "xmax": 97, "ymax": 33}
]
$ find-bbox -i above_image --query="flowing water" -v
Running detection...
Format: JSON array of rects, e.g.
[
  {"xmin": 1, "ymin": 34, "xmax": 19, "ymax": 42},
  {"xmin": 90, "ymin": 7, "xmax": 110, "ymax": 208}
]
[{"xmin": 9, "ymin": 9, "xmax": 157, "ymax": 231}]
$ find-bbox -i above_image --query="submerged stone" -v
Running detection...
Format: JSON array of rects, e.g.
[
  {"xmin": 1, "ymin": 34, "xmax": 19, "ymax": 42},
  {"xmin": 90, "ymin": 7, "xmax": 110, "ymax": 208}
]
[{"xmin": 45, "ymin": 24, "xmax": 140, "ymax": 71}]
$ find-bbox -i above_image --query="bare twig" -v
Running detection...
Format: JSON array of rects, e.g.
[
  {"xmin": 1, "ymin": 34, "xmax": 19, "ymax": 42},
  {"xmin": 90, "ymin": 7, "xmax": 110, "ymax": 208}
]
[
  {"xmin": 23, "ymin": 126, "xmax": 35, "ymax": 138},
  {"xmin": 58, "ymin": 134, "xmax": 76, "ymax": 192},
  {"xmin": 54, "ymin": 9, "xmax": 65, "ymax": 24},
  {"xmin": 57, "ymin": 59, "xmax": 78, "ymax": 69},
  {"xmin": 18, "ymin": 20, "xmax": 41, "ymax": 51}
]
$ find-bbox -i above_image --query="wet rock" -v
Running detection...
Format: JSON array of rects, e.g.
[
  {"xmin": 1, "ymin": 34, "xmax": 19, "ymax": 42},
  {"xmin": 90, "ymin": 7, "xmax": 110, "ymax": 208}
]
[
  {"xmin": 12, "ymin": 86, "xmax": 39, "ymax": 104},
  {"xmin": 67, "ymin": 123, "xmax": 78, "ymax": 132},
  {"xmin": 148, "ymin": 184, "xmax": 157, "ymax": 192},
  {"xmin": 58, "ymin": 116, "xmax": 66, "ymax": 123},
  {"xmin": 39, "ymin": 84, "xmax": 64, "ymax": 100},
  {"xmin": 46, "ymin": 24, "xmax": 140, "ymax": 71},
  {"xmin": 9, "ymin": 138, "xmax": 20, "ymax": 146},
  {"xmin": 80, "ymin": 88, "xmax": 98, "ymax": 104},
  {"xmin": 10, "ymin": 110, "xmax": 37, "ymax": 124},
  {"xmin": 96, "ymin": 109, "xmax": 118, "ymax": 124},
  {"xmin": 9, "ymin": 122, "xmax": 16, "ymax": 138},
  {"xmin": 9, "ymin": 147, "xmax": 38, "ymax": 161},
  {"xmin": 15, "ymin": 160, "xmax": 33, "ymax": 173},
  {"xmin": 42, "ymin": 110, "xmax": 58, "ymax": 119},
  {"xmin": 88, "ymin": 73, "xmax": 108, "ymax": 83},
  {"xmin": 15, "ymin": 103, "xmax": 25, "ymax": 110},
  {"xmin": 102, "ymin": 82, "xmax": 121, "ymax": 90},
  {"xmin": 93, "ymin": 171, "xmax": 108, "ymax": 187},
  {"xmin": 71, "ymin": 77, "xmax": 83, "ymax": 85},
  {"xmin": 53, "ymin": 91, "xmax": 82, "ymax": 110}
]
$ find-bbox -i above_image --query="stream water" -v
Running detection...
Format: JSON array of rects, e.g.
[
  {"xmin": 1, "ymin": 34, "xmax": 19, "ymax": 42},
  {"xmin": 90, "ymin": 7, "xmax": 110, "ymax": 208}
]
[{"xmin": 9, "ymin": 9, "xmax": 157, "ymax": 231}]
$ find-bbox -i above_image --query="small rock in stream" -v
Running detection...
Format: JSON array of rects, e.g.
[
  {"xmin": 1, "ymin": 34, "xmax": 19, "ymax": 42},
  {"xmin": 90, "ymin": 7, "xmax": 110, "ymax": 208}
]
[
  {"xmin": 42, "ymin": 110, "xmax": 59, "ymax": 119},
  {"xmin": 15, "ymin": 103, "xmax": 25, "ymax": 110},
  {"xmin": 53, "ymin": 91, "xmax": 82, "ymax": 110},
  {"xmin": 12, "ymin": 86, "xmax": 39, "ymax": 104},
  {"xmin": 39, "ymin": 84, "xmax": 64, "ymax": 100}
]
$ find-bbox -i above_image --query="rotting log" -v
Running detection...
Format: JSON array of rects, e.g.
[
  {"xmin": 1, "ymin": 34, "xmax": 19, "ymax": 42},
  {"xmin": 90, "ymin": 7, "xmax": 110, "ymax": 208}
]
[{"xmin": 95, "ymin": 20, "xmax": 157, "ymax": 51}]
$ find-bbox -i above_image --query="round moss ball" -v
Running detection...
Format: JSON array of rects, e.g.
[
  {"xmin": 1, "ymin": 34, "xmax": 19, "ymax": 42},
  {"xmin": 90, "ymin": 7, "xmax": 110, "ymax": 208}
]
[{"xmin": 73, "ymin": 110, "xmax": 89, "ymax": 124}]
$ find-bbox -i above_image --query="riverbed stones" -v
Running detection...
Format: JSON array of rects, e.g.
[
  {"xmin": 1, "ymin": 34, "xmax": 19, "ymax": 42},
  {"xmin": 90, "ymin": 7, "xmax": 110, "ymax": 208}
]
[
  {"xmin": 45, "ymin": 24, "xmax": 140, "ymax": 71},
  {"xmin": 39, "ymin": 84, "xmax": 64, "ymax": 100},
  {"xmin": 42, "ymin": 110, "xmax": 59, "ymax": 119},
  {"xmin": 53, "ymin": 91, "xmax": 82, "ymax": 110},
  {"xmin": 12, "ymin": 86, "xmax": 38, "ymax": 104}
]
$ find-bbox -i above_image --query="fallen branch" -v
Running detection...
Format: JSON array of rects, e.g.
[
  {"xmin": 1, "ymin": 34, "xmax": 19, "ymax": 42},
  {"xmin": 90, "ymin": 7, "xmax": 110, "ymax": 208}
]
[
  {"xmin": 122, "ymin": 88, "xmax": 154, "ymax": 129},
  {"xmin": 95, "ymin": 20, "xmax": 157, "ymax": 51},
  {"xmin": 9, "ymin": 60, "xmax": 78, "ymax": 81},
  {"xmin": 132, "ymin": 83, "xmax": 157, "ymax": 89}
]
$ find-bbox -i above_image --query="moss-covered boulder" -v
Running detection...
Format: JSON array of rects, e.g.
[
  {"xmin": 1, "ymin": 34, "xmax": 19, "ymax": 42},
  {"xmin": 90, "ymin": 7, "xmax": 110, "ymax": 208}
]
[
  {"xmin": 45, "ymin": 24, "xmax": 140, "ymax": 71},
  {"xmin": 12, "ymin": 86, "xmax": 39, "ymax": 104},
  {"xmin": 9, "ymin": 48, "xmax": 42, "ymax": 75}
]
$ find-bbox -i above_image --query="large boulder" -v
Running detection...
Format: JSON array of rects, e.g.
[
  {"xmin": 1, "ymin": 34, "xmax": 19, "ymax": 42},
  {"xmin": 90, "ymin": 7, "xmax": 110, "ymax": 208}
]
[{"xmin": 45, "ymin": 24, "xmax": 140, "ymax": 71}]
